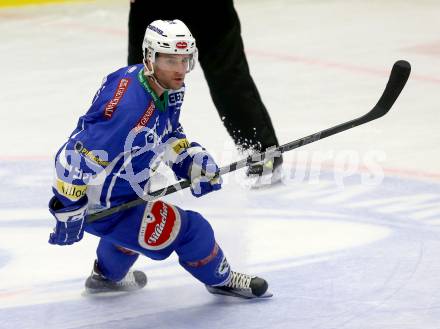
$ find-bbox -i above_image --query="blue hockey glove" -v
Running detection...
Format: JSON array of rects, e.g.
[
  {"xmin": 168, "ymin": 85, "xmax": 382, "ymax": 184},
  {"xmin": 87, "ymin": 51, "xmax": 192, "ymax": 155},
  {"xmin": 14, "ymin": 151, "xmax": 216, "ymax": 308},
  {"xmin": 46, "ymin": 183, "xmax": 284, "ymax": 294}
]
[
  {"xmin": 48, "ymin": 195, "xmax": 88, "ymax": 245},
  {"xmin": 188, "ymin": 146, "xmax": 222, "ymax": 198}
]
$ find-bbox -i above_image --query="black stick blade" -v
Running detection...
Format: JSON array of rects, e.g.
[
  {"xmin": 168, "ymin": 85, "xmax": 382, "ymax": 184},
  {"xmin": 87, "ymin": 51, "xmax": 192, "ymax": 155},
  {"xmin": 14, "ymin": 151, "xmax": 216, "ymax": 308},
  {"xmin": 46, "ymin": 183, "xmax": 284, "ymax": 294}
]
[{"xmin": 369, "ymin": 60, "xmax": 411, "ymax": 120}]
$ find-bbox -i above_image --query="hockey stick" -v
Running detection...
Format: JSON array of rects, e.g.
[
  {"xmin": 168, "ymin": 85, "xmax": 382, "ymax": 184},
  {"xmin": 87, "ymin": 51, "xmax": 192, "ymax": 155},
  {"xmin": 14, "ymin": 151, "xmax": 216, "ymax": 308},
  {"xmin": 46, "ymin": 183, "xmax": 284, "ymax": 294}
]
[{"xmin": 86, "ymin": 60, "xmax": 411, "ymax": 223}]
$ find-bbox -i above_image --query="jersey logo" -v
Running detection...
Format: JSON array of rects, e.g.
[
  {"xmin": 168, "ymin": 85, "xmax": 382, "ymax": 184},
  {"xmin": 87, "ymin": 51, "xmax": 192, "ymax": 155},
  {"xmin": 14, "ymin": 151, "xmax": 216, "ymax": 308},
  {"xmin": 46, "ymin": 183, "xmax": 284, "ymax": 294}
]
[
  {"xmin": 103, "ymin": 78, "xmax": 131, "ymax": 119},
  {"xmin": 138, "ymin": 201, "xmax": 181, "ymax": 250},
  {"xmin": 171, "ymin": 138, "xmax": 189, "ymax": 154},
  {"xmin": 134, "ymin": 101, "xmax": 155, "ymax": 132},
  {"xmin": 74, "ymin": 141, "xmax": 110, "ymax": 167},
  {"xmin": 55, "ymin": 179, "xmax": 87, "ymax": 201},
  {"xmin": 168, "ymin": 91, "xmax": 184, "ymax": 105}
]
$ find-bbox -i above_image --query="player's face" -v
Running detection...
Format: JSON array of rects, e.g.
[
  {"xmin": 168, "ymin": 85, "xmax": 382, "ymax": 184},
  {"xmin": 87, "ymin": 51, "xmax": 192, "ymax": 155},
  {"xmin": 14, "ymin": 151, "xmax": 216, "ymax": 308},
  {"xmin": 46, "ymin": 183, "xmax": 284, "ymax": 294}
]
[{"xmin": 153, "ymin": 54, "xmax": 192, "ymax": 90}]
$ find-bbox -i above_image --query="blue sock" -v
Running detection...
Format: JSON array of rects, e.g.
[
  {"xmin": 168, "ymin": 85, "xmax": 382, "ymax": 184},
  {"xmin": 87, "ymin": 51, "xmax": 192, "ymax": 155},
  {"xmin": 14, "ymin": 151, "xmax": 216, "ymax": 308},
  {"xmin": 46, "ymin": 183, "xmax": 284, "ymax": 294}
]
[
  {"xmin": 96, "ymin": 239, "xmax": 139, "ymax": 281},
  {"xmin": 176, "ymin": 210, "xmax": 231, "ymax": 286}
]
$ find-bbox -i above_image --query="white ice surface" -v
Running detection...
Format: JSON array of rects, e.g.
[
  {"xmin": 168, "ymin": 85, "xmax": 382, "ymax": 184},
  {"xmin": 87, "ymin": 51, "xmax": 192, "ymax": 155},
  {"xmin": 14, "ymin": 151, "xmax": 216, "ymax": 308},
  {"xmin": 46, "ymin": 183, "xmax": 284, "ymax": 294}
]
[{"xmin": 0, "ymin": 0, "xmax": 440, "ymax": 328}]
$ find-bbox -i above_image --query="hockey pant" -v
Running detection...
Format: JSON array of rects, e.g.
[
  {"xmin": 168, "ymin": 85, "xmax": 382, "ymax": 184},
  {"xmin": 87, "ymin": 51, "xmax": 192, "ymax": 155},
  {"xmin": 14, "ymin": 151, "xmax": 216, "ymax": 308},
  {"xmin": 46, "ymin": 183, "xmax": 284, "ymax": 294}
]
[{"xmin": 85, "ymin": 200, "xmax": 231, "ymax": 286}]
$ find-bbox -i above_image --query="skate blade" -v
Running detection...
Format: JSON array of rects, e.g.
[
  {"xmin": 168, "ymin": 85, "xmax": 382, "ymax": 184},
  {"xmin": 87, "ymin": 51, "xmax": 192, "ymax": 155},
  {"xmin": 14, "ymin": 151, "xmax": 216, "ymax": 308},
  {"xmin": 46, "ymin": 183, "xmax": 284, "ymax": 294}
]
[
  {"xmin": 258, "ymin": 291, "xmax": 273, "ymax": 298},
  {"xmin": 82, "ymin": 290, "xmax": 129, "ymax": 298},
  {"xmin": 82, "ymin": 286, "xmax": 145, "ymax": 297},
  {"xmin": 208, "ymin": 287, "xmax": 273, "ymax": 299}
]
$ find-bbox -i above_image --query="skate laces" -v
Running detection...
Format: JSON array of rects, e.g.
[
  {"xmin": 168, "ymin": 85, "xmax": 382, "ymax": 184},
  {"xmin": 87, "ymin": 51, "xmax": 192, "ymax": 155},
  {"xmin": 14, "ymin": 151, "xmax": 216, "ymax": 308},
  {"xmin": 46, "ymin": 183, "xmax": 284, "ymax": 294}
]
[{"xmin": 226, "ymin": 271, "xmax": 253, "ymax": 290}]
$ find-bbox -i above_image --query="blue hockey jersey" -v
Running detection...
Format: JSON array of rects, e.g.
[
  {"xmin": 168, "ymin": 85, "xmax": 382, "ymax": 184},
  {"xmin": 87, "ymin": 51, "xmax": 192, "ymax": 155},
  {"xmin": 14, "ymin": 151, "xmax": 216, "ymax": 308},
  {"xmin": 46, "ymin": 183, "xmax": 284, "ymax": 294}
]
[{"xmin": 53, "ymin": 65, "xmax": 192, "ymax": 213}]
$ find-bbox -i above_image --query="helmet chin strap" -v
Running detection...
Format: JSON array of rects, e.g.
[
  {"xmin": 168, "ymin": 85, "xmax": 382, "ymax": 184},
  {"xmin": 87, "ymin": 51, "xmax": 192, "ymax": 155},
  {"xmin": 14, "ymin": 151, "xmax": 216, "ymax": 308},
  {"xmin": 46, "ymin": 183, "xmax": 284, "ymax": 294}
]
[
  {"xmin": 143, "ymin": 59, "xmax": 170, "ymax": 92},
  {"xmin": 149, "ymin": 74, "xmax": 170, "ymax": 92}
]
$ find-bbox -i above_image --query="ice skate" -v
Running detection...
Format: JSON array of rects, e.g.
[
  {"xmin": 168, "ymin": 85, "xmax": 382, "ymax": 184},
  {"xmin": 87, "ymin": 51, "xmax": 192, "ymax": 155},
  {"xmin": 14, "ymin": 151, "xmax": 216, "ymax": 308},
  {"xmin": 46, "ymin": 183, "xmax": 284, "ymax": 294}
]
[
  {"xmin": 85, "ymin": 260, "xmax": 147, "ymax": 294},
  {"xmin": 206, "ymin": 271, "xmax": 272, "ymax": 299},
  {"xmin": 246, "ymin": 156, "xmax": 283, "ymax": 189}
]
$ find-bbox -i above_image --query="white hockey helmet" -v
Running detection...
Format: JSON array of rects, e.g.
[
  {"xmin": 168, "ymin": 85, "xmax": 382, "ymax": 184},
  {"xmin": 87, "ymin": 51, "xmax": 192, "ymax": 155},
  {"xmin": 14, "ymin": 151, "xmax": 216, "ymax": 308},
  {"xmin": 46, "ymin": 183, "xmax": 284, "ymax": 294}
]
[{"xmin": 142, "ymin": 19, "xmax": 197, "ymax": 74}]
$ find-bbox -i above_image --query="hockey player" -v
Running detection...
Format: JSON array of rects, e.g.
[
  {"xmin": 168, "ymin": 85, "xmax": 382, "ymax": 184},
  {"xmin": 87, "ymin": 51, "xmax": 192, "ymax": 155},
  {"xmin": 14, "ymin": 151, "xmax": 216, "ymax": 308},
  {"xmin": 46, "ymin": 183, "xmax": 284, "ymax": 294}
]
[
  {"xmin": 127, "ymin": 0, "xmax": 283, "ymax": 186},
  {"xmin": 48, "ymin": 19, "xmax": 271, "ymax": 299}
]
